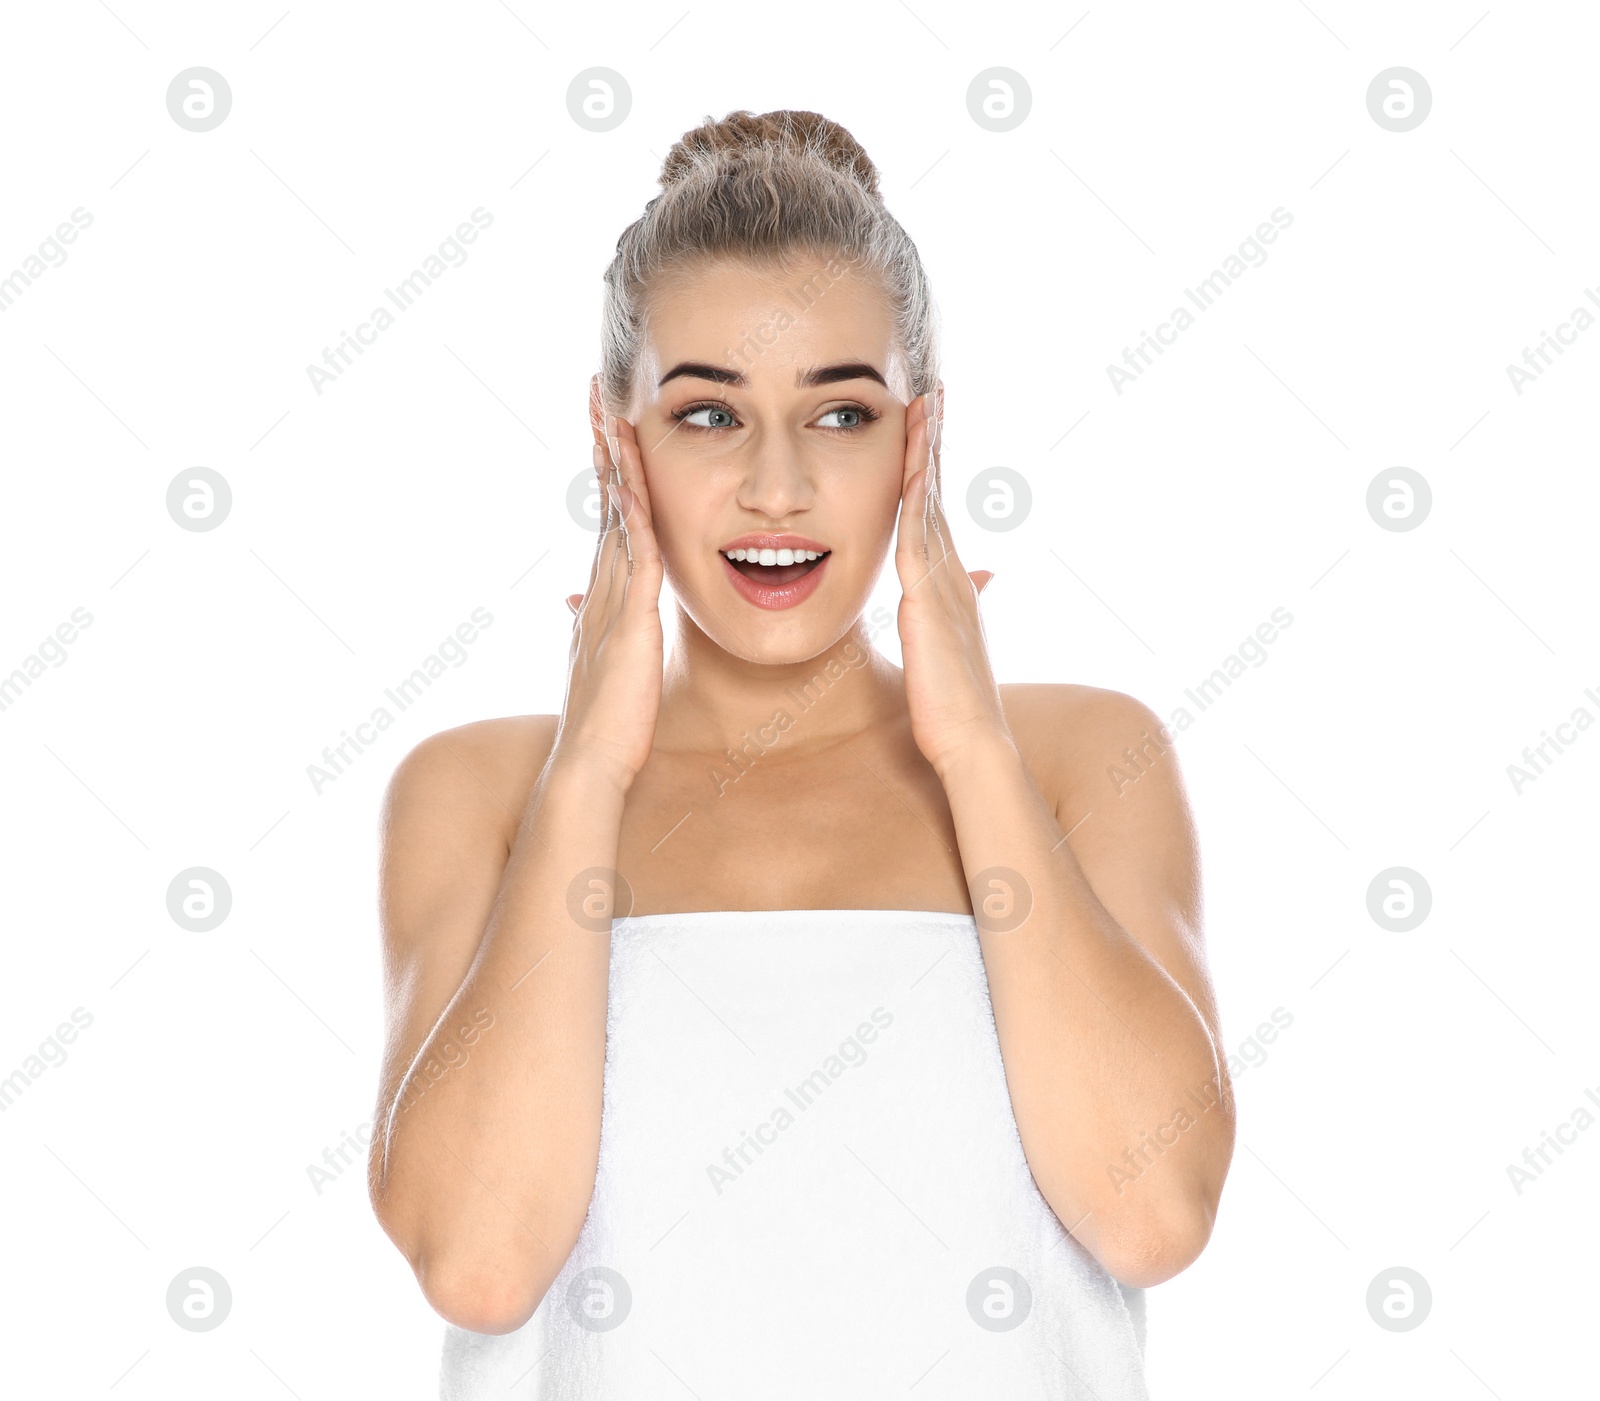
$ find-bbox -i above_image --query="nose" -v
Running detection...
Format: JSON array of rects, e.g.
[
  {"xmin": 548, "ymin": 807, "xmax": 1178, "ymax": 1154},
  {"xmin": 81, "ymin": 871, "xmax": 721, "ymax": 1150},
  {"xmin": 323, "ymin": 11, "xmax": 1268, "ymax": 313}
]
[{"xmin": 735, "ymin": 423, "xmax": 815, "ymax": 520}]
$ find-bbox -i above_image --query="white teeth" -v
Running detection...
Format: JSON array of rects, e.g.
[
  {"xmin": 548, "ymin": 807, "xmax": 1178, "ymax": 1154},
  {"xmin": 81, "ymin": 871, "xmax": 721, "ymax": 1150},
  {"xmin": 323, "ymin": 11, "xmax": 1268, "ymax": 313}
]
[{"xmin": 723, "ymin": 547, "xmax": 825, "ymax": 564}]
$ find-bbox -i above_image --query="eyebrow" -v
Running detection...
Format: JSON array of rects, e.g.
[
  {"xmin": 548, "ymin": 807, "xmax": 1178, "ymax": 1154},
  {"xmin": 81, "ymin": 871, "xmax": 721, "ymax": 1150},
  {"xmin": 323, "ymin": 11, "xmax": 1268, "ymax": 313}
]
[{"xmin": 656, "ymin": 360, "xmax": 888, "ymax": 391}]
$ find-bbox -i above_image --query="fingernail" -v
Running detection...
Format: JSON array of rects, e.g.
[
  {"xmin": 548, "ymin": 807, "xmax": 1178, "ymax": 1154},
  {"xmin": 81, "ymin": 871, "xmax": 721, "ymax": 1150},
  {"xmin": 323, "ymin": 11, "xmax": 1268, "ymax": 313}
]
[{"xmin": 592, "ymin": 443, "xmax": 606, "ymax": 474}]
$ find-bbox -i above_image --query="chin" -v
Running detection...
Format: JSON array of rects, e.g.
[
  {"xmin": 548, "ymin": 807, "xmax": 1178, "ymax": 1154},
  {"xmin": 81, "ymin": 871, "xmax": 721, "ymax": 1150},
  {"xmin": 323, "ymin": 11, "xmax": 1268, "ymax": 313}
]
[{"xmin": 670, "ymin": 574, "xmax": 831, "ymax": 662}]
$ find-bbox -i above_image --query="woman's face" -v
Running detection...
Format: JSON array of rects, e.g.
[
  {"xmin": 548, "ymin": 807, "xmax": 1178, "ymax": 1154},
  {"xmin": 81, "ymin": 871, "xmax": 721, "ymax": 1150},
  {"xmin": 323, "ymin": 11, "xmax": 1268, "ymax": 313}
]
[{"xmin": 621, "ymin": 254, "xmax": 923, "ymax": 664}]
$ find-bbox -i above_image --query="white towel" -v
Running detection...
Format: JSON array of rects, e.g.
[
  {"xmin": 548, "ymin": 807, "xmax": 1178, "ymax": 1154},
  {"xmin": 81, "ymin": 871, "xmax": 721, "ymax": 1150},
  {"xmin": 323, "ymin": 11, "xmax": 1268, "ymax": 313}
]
[{"xmin": 440, "ymin": 908, "xmax": 1150, "ymax": 1399}]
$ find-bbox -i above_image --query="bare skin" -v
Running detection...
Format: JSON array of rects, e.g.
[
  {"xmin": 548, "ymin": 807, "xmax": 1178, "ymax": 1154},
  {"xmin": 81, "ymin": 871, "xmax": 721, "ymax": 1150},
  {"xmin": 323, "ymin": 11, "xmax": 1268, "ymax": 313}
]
[{"xmin": 367, "ymin": 255, "xmax": 1235, "ymax": 1336}]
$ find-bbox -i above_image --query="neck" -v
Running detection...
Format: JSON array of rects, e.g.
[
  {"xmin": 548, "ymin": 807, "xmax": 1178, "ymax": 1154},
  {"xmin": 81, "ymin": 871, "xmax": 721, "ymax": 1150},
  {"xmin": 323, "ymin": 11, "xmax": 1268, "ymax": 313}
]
[{"xmin": 655, "ymin": 603, "xmax": 905, "ymax": 759}]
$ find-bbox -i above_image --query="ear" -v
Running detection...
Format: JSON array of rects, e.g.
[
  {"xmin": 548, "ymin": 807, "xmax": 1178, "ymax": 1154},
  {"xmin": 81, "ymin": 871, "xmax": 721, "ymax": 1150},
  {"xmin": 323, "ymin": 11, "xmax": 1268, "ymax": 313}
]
[{"xmin": 930, "ymin": 377, "xmax": 945, "ymax": 454}]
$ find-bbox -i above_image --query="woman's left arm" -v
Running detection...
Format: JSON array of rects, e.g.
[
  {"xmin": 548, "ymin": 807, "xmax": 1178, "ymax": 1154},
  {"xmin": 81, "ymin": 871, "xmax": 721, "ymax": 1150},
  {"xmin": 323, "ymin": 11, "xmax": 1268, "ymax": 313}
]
[{"xmin": 895, "ymin": 390, "xmax": 1235, "ymax": 1289}]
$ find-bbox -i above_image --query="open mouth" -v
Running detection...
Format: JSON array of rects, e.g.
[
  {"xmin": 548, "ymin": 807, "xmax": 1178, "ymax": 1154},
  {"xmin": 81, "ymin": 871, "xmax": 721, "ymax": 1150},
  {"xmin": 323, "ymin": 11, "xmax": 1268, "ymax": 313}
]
[
  {"xmin": 718, "ymin": 545, "xmax": 833, "ymax": 610},
  {"xmin": 721, "ymin": 547, "xmax": 830, "ymax": 587}
]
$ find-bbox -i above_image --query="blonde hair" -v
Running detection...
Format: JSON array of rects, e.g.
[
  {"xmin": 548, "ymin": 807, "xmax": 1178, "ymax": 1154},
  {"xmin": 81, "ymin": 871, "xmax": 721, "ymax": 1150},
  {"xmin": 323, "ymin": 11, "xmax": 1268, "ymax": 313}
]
[{"xmin": 599, "ymin": 109, "xmax": 939, "ymax": 413}]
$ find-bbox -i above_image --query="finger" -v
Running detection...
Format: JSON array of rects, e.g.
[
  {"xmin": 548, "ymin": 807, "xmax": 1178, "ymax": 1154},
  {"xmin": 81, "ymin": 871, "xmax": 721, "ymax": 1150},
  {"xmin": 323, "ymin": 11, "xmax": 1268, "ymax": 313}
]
[
  {"xmin": 599, "ymin": 415, "xmax": 648, "ymax": 592},
  {"xmin": 916, "ymin": 384, "xmax": 966, "ymax": 585},
  {"xmin": 914, "ymin": 400, "xmax": 952, "ymax": 576},
  {"xmin": 926, "ymin": 387, "xmax": 954, "ymax": 564},
  {"xmin": 583, "ymin": 442, "xmax": 626, "ymax": 617},
  {"xmin": 894, "ymin": 397, "xmax": 936, "ymax": 593},
  {"xmin": 898, "ymin": 394, "xmax": 929, "ymax": 497},
  {"xmin": 575, "ymin": 444, "xmax": 610, "ymax": 603},
  {"xmin": 597, "ymin": 477, "xmax": 631, "ymax": 604},
  {"xmin": 605, "ymin": 415, "xmax": 664, "ymax": 611},
  {"xmin": 608, "ymin": 415, "xmax": 661, "ymax": 540}
]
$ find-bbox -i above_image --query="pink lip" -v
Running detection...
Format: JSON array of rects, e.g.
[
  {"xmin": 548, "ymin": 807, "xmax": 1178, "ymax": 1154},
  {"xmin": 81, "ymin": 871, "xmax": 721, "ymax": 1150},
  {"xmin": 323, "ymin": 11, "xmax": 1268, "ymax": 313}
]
[
  {"xmin": 721, "ymin": 551, "xmax": 830, "ymax": 611},
  {"xmin": 719, "ymin": 532, "xmax": 831, "ymax": 554}
]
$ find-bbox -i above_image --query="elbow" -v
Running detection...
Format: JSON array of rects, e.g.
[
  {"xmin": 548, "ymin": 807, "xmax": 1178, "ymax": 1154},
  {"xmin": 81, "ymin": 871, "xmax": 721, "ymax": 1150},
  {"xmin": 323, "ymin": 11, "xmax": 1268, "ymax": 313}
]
[
  {"xmin": 368, "ymin": 1173, "xmax": 560, "ymax": 1336},
  {"xmin": 366, "ymin": 1138, "xmax": 584, "ymax": 1334},
  {"xmin": 1101, "ymin": 1232, "xmax": 1207, "ymax": 1289},
  {"xmin": 372, "ymin": 1200, "xmax": 549, "ymax": 1335},
  {"xmin": 417, "ymin": 1253, "xmax": 548, "ymax": 1335},
  {"xmin": 1098, "ymin": 1197, "xmax": 1218, "ymax": 1288}
]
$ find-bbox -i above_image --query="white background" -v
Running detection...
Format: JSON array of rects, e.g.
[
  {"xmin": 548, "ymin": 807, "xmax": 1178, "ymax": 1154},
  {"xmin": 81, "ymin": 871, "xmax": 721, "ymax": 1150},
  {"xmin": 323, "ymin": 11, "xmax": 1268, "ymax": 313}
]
[{"xmin": 2, "ymin": 1, "xmax": 1596, "ymax": 1396}]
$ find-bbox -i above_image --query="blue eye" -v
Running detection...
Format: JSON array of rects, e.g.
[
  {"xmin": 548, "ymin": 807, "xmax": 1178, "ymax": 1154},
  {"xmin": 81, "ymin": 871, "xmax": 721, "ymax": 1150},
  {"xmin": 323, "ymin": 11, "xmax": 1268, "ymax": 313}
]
[
  {"xmin": 677, "ymin": 405, "xmax": 736, "ymax": 428},
  {"xmin": 669, "ymin": 401, "xmax": 882, "ymax": 432}
]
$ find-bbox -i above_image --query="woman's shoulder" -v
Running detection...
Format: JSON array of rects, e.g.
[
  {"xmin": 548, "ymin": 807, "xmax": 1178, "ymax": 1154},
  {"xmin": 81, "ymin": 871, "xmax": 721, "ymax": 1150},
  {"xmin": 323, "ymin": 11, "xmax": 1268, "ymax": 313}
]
[
  {"xmin": 384, "ymin": 714, "xmax": 561, "ymax": 831},
  {"xmin": 998, "ymin": 682, "xmax": 1175, "ymax": 806},
  {"xmin": 999, "ymin": 681, "xmax": 1167, "ymax": 741},
  {"xmin": 999, "ymin": 679, "xmax": 1157, "ymax": 716}
]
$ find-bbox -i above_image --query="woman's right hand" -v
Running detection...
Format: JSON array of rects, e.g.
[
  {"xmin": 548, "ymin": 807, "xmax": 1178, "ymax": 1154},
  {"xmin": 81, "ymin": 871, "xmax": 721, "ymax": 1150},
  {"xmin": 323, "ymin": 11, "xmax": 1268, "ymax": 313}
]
[{"xmin": 553, "ymin": 414, "xmax": 665, "ymax": 791}]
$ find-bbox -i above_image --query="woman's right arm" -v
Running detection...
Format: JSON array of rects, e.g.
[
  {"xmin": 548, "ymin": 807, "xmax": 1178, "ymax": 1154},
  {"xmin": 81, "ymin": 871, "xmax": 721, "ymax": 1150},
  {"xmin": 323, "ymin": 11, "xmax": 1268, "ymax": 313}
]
[
  {"xmin": 367, "ymin": 727, "xmax": 631, "ymax": 1335},
  {"xmin": 369, "ymin": 410, "xmax": 664, "ymax": 1335}
]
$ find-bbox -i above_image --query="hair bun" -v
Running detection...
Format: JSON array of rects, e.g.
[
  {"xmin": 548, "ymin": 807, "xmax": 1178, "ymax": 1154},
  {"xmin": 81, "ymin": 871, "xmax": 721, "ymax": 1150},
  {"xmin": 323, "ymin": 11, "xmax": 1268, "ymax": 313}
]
[{"xmin": 660, "ymin": 109, "xmax": 880, "ymax": 197}]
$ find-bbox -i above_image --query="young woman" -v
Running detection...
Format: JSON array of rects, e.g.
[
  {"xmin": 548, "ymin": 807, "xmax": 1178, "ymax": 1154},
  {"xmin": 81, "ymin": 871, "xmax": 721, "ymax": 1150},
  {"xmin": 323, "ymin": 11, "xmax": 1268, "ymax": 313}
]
[{"xmin": 369, "ymin": 110, "xmax": 1233, "ymax": 1399}]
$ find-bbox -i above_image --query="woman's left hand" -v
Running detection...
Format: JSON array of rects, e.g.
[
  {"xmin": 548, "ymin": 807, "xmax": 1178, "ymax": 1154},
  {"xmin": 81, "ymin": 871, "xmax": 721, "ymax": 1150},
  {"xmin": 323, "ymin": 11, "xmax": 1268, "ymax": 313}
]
[{"xmin": 894, "ymin": 389, "xmax": 1011, "ymax": 778}]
